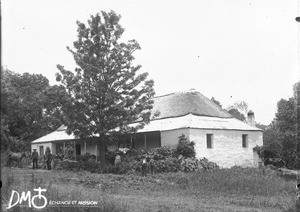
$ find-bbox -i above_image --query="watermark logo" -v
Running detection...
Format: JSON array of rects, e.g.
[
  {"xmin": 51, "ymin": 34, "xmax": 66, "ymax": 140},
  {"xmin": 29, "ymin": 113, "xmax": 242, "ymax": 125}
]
[{"xmin": 6, "ymin": 187, "xmax": 47, "ymax": 210}]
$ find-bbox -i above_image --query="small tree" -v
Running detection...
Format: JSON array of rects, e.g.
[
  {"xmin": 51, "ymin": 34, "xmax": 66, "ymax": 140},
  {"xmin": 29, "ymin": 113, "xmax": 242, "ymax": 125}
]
[
  {"xmin": 56, "ymin": 11, "xmax": 155, "ymax": 161},
  {"xmin": 174, "ymin": 134, "xmax": 196, "ymax": 158}
]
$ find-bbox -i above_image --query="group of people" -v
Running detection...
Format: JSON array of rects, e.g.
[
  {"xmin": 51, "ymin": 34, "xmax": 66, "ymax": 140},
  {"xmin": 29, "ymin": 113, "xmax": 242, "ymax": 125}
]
[
  {"xmin": 114, "ymin": 153, "xmax": 154, "ymax": 176},
  {"xmin": 141, "ymin": 155, "xmax": 154, "ymax": 176},
  {"xmin": 31, "ymin": 147, "xmax": 53, "ymax": 170}
]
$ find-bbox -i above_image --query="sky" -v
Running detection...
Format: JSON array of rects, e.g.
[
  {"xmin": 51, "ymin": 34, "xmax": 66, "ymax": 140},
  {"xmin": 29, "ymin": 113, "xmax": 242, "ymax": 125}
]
[{"xmin": 2, "ymin": 0, "xmax": 299, "ymax": 125}]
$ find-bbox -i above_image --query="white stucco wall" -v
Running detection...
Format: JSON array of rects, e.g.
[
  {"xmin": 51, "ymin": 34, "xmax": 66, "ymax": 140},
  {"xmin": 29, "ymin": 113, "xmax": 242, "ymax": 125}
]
[
  {"xmin": 161, "ymin": 128, "xmax": 190, "ymax": 148},
  {"xmin": 31, "ymin": 142, "xmax": 53, "ymax": 156},
  {"xmin": 189, "ymin": 129, "xmax": 263, "ymax": 168},
  {"xmin": 85, "ymin": 143, "xmax": 98, "ymax": 156}
]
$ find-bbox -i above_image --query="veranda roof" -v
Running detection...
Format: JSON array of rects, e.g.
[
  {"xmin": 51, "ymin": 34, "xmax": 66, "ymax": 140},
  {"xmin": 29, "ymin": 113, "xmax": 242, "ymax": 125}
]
[
  {"xmin": 31, "ymin": 125, "xmax": 76, "ymax": 144},
  {"xmin": 136, "ymin": 114, "xmax": 262, "ymax": 132}
]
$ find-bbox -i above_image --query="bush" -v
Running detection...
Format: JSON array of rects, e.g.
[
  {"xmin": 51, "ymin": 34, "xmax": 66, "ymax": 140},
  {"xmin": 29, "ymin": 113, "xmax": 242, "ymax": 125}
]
[
  {"xmin": 150, "ymin": 157, "xmax": 181, "ymax": 173},
  {"xmin": 180, "ymin": 157, "xmax": 198, "ymax": 172},
  {"xmin": 197, "ymin": 157, "xmax": 219, "ymax": 171},
  {"xmin": 75, "ymin": 153, "xmax": 95, "ymax": 162},
  {"xmin": 253, "ymin": 145, "xmax": 300, "ymax": 170},
  {"xmin": 56, "ymin": 160, "xmax": 102, "ymax": 173},
  {"xmin": 179, "ymin": 157, "xmax": 219, "ymax": 172},
  {"xmin": 173, "ymin": 134, "xmax": 195, "ymax": 158},
  {"xmin": 105, "ymin": 151, "xmax": 117, "ymax": 165}
]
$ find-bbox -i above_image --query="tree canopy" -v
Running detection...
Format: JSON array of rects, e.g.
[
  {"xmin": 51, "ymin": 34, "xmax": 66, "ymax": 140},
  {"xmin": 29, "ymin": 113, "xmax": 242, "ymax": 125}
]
[
  {"xmin": 260, "ymin": 81, "xmax": 299, "ymax": 169},
  {"xmin": 227, "ymin": 108, "xmax": 246, "ymax": 122},
  {"xmin": 1, "ymin": 67, "xmax": 64, "ymax": 151},
  {"xmin": 56, "ymin": 11, "xmax": 155, "ymax": 143}
]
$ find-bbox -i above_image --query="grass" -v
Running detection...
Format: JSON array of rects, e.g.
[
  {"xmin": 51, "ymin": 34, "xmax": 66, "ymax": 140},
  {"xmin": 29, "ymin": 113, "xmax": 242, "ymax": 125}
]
[{"xmin": 1, "ymin": 166, "xmax": 298, "ymax": 212}]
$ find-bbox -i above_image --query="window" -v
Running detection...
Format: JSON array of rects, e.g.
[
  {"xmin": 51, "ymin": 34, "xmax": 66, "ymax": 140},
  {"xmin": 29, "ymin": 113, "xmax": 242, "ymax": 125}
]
[
  {"xmin": 242, "ymin": 134, "xmax": 248, "ymax": 148},
  {"xmin": 207, "ymin": 134, "xmax": 213, "ymax": 149}
]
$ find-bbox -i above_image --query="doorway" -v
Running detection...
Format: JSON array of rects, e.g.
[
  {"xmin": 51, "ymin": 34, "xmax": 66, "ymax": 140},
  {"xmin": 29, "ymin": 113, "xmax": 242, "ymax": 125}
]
[{"xmin": 75, "ymin": 144, "xmax": 81, "ymax": 155}]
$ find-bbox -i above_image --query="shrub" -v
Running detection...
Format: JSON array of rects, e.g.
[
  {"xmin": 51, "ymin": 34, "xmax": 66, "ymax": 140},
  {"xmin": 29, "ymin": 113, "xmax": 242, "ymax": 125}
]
[
  {"xmin": 64, "ymin": 144, "xmax": 75, "ymax": 160},
  {"xmin": 56, "ymin": 160, "xmax": 102, "ymax": 173},
  {"xmin": 197, "ymin": 157, "xmax": 219, "ymax": 171},
  {"xmin": 105, "ymin": 151, "xmax": 117, "ymax": 165},
  {"xmin": 180, "ymin": 157, "xmax": 198, "ymax": 172},
  {"xmin": 150, "ymin": 157, "xmax": 181, "ymax": 173},
  {"xmin": 173, "ymin": 134, "xmax": 195, "ymax": 158},
  {"xmin": 75, "ymin": 153, "xmax": 95, "ymax": 162}
]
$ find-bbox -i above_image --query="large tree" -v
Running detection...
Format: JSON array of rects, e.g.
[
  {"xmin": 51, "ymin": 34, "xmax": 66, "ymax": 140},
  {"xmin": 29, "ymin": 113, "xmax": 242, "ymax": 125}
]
[
  {"xmin": 1, "ymin": 67, "xmax": 64, "ymax": 151},
  {"xmin": 227, "ymin": 108, "xmax": 246, "ymax": 122},
  {"xmin": 56, "ymin": 11, "xmax": 155, "ymax": 156},
  {"xmin": 227, "ymin": 101, "xmax": 248, "ymax": 122},
  {"xmin": 261, "ymin": 81, "xmax": 299, "ymax": 169}
]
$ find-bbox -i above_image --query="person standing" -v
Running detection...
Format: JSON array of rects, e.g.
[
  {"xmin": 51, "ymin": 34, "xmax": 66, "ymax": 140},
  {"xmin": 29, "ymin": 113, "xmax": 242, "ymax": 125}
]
[
  {"xmin": 149, "ymin": 157, "xmax": 155, "ymax": 174},
  {"xmin": 115, "ymin": 154, "xmax": 121, "ymax": 166},
  {"xmin": 141, "ymin": 156, "xmax": 147, "ymax": 177},
  {"xmin": 44, "ymin": 147, "xmax": 53, "ymax": 170},
  {"xmin": 31, "ymin": 149, "xmax": 39, "ymax": 169}
]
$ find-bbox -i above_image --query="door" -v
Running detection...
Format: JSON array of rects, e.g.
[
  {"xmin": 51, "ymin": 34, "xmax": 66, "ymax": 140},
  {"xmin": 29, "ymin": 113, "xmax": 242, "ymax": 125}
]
[{"xmin": 75, "ymin": 144, "xmax": 81, "ymax": 155}]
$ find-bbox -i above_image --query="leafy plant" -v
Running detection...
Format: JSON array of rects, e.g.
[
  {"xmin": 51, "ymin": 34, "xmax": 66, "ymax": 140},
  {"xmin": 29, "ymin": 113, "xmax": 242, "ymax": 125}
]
[{"xmin": 173, "ymin": 134, "xmax": 195, "ymax": 158}]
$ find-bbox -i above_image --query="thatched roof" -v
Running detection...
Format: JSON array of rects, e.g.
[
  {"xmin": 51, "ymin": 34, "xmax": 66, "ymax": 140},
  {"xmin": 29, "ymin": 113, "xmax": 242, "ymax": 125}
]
[
  {"xmin": 31, "ymin": 90, "xmax": 261, "ymax": 144},
  {"xmin": 151, "ymin": 89, "xmax": 232, "ymax": 120}
]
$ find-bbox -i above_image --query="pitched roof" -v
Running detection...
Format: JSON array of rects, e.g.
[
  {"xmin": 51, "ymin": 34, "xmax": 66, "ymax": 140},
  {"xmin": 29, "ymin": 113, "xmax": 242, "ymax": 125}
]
[
  {"xmin": 31, "ymin": 89, "xmax": 261, "ymax": 144},
  {"xmin": 151, "ymin": 89, "xmax": 232, "ymax": 120},
  {"xmin": 31, "ymin": 127, "xmax": 76, "ymax": 143}
]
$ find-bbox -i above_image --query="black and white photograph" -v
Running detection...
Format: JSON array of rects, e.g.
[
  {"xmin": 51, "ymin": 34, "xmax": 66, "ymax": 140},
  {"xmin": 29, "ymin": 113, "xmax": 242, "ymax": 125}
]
[{"xmin": 1, "ymin": 0, "xmax": 300, "ymax": 211}]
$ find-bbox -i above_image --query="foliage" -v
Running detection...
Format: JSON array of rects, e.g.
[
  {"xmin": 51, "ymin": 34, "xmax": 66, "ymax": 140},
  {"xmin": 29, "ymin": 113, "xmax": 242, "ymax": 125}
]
[
  {"xmin": 105, "ymin": 151, "xmax": 117, "ymax": 165},
  {"xmin": 0, "ymin": 67, "xmax": 64, "ymax": 150},
  {"xmin": 197, "ymin": 157, "xmax": 220, "ymax": 171},
  {"xmin": 211, "ymin": 97, "xmax": 222, "ymax": 108},
  {"xmin": 0, "ymin": 118, "xmax": 27, "ymax": 152},
  {"xmin": 56, "ymin": 11, "xmax": 155, "ymax": 158},
  {"xmin": 149, "ymin": 157, "xmax": 181, "ymax": 173},
  {"xmin": 76, "ymin": 152, "xmax": 95, "ymax": 162},
  {"xmin": 56, "ymin": 135, "xmax": 216, "ymax": 175},
  {"xmin": 180, "ymin": 157, "xmax": 198, "ymax": 172},
  {"xmin": 258, "ymin": 81, "xmax": 299, "ymax": 169},
  {"xmin": 179, "ymin": 157, "xmax": 219, "ymax": 172},
  {"xmin": 232, "ymin": 101, "xmax": 248, "ymax": 115},
  {"xmin": 255, "ymin": 123, "xmax": 267, "ymax": 131},
  {"xmin": 64, "ymin": 144, "xmax": 76, "ymax": 160},
  {"xmin": 148, "ymin": 146, "xmax": 174, "ymax": 160},
  {"xmin": 173, "ymin": 134, "xmax": 195, "ymax": 158},
  {"xmin": 226, "ymin": 101, "xmax": 249, "ymax": 121},
  {"xmin": 227, "ymin": 108, "xmax": 246, "ymax": 121}
]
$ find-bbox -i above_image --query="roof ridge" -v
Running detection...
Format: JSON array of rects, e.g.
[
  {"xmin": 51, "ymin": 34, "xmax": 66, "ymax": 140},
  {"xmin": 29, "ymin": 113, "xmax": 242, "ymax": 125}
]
[{"xmin": 153, "ymin": 89, "xmax": 201, "ymax": 99}]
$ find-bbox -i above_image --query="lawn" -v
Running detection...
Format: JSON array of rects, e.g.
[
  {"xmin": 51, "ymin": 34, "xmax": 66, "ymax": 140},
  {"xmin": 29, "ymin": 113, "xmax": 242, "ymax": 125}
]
[{"xmin": 1, "ymin": 166, "xmax": 298, "ymax": 212}]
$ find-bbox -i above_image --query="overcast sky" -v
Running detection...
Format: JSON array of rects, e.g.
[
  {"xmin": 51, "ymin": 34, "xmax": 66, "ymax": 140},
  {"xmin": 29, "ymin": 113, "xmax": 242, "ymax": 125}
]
[{"xmin": 2, "ymin": 0, "xmax": 299, "ymax": 125}]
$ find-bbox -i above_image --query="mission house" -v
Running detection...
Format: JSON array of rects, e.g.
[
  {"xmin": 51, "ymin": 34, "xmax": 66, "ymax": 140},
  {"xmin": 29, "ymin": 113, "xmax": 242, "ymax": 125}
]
[{"xmin": 31, "ymin": 89, "xmax": 263, "ymax": 168}]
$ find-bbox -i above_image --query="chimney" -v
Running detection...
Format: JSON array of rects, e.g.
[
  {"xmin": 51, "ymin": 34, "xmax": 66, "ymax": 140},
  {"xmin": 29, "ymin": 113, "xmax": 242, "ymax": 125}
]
[{"xmin": 247, "ymin": 110, "xmax": 256, "ymax": 127}]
